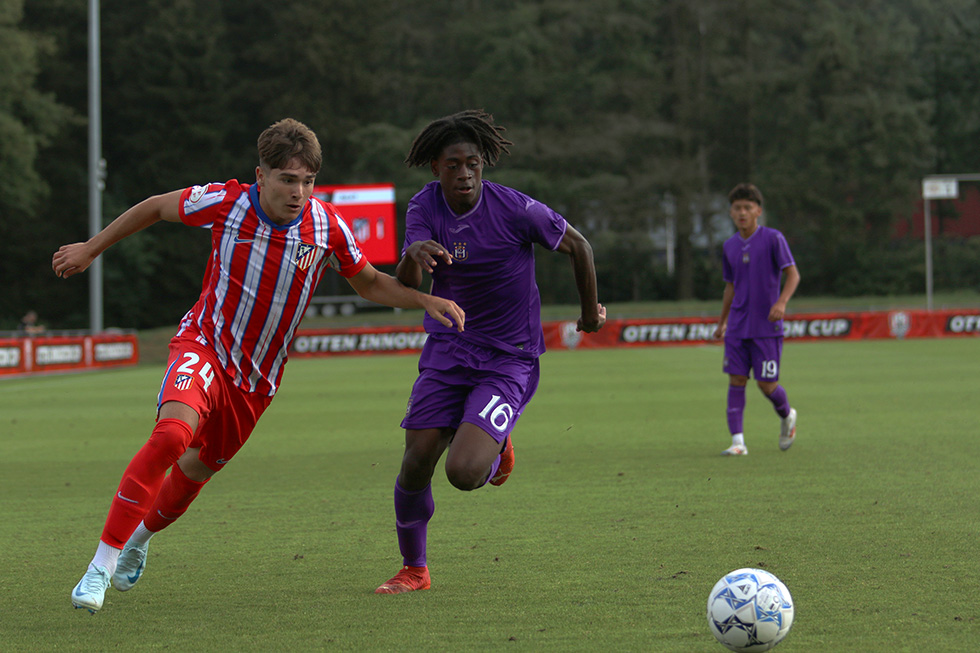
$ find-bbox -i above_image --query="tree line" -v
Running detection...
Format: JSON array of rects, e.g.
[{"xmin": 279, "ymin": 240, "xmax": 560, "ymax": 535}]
[{"xmin": 3, "ymin": 0, "xmax": 979, "ymax": 330}]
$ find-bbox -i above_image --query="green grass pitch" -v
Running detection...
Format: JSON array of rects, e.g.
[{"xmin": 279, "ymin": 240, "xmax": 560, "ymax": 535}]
[{"xmin": 1, "ymin": 338, "xmax": 978, "ymax": 651}]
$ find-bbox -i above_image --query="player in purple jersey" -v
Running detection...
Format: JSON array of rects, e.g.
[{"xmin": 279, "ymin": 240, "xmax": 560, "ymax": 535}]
[
  {"xmin": 375, "ymin": 110, "xmax": 606, "ymax": 593},
  {"xmin": 713, "ymin": 183, "xmax": 800, "ymax": 456}
]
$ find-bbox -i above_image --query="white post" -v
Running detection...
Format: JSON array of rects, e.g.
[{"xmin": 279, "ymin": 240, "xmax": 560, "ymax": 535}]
[
  {"xmin": 88, "ymin": 0, "xmax": 103, "ymax": 333},
  {"xmin": 923, "ymin": 199, "xmax": 933, "ymax": 311}
]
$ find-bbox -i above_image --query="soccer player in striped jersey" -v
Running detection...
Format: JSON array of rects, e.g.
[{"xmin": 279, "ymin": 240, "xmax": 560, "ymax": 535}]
[
  {"xmin": 713, "ymin": 183, "xmax": 800, "ymax": 456},
  {"xmin": 375, "ymin": 110, "xmax": 605, "ymax": 594},
  {"xmin": 54, "ymin": 118, "xmax": 464, "ymax": 614}
]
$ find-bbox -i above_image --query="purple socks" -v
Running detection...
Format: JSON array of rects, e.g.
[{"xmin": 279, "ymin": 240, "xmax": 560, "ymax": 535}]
[
  {"xmin": 766, "ymin": 385, "xmax": 791, "ymax": 419},
  {"xmin": 727, "ymin": 385, "xmax": 746, "ymax": 435},
  {"xmin": 394, "ymin": 481, "xmax": 434, "ymax": 567}
]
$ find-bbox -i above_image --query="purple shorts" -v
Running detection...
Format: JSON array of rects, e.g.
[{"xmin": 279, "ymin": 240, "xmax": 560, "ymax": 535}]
[
  {"xmin": 401, "ymin": 335, "xmax": 540, "ymax": 444},
  {"xmin": 723, "ymin": 336, "xmax": 783, "ymax": 381}
]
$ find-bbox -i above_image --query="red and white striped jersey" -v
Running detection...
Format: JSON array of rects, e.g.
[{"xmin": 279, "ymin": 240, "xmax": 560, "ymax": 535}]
[{"xmin": 174, "ymin": 179, "xmax": 367, "ymax": 396}]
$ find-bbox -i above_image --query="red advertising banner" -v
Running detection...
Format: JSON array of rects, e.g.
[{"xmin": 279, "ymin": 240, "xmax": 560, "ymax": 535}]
[
  {"xmin": 0, "ymin": 332, "xmax": 139, "ymax": 378},
  {"xmin": 543, "ymin": 309, "xmax": 980, "ymax": 350},
  {"xmin": 290, "ymin": 309, "xmax": 980, "ymax": 358},
  {"xmin": 313, "ymin": 183, "xmax": 398, "ymax": 265}
]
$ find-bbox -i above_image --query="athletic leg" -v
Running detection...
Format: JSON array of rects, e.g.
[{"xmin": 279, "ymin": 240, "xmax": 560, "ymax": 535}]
[
  {"xmin": 722, "ymin": 339, "xmax": 751, "ymax": 455},
  {"xmin": 73, "ymin": 405, "xmax": 198, "ymax": 612},
  {"xmin": 754, "ymin": 338, "xmax": 796, "ymax": 450},
  {"xmin": 761, "ymin": 382, "xmax": 790, "ymax": 418},
  {"xmin": 444, "ymin": 422, "xmax": 507, "ymax": 491},
  {"xmin": 376, "ymin": 427, "xmax": 450, "ymax": 594}
]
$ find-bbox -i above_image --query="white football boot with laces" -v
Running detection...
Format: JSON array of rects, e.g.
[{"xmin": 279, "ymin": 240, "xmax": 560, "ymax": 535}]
[
  {"xmin": 112, "ymin": 539, "xmax": 149, "ymax": 591},
  {"xmin": 71, "ymin": 565, "xmax": 111, "ymax": 614}
]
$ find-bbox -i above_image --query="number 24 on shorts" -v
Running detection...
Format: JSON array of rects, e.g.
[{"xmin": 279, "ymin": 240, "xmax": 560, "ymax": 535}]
[{"xmin": 176, "ymin": 352, "xmax": 216, "ymax": 391}]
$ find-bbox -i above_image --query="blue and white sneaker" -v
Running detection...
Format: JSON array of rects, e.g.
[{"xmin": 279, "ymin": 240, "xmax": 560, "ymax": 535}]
[
  {"xmin": 71, "ymin": 566, "xmax": 111, "ymax": 614},
  {"xmin": 112, "ymin": 540, "xmax": 149, "ymax": 591}
]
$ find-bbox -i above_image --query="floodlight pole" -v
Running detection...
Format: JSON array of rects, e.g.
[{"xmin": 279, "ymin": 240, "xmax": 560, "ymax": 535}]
[{"xmin": 88, "ymin": 0, "xmax": 104, "ymax": 333}]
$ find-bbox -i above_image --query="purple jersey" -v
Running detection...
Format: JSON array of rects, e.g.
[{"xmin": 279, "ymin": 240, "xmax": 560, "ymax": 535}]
[
  {"xmin": 403, "ymin": 180, "xmax": 568, "ymax": 357},
  {"xmin": 722, "ymin": 225, "xmax": 795, "ymax": 339}
]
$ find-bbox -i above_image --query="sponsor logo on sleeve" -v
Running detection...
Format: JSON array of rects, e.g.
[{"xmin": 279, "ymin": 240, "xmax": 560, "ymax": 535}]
[{"xmin": 188, "ymin": 185, "xmax": 208, "ymax": 203}]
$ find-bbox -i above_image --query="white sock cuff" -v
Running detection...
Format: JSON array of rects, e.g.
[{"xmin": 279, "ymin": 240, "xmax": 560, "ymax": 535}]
[{"xmin": 91, "ymin": 540, "xmax": 122, "ymax": 576}]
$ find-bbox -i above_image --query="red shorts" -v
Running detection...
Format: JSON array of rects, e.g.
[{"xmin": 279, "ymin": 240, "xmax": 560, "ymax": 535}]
[{"xmin": 157, "ymin": 337, "xmax": 273, "ymax": 471}]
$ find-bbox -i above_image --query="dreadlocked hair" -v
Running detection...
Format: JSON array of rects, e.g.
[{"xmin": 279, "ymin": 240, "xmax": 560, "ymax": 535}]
[{"xmin": 405, "ymin": 109, "xmax": 513, "ymax": 168}]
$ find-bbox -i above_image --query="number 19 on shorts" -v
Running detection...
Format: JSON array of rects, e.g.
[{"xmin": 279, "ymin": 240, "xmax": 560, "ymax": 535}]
[{"xmin": 761, "ymin": 359, "xmax": 779, "ymax": 379}]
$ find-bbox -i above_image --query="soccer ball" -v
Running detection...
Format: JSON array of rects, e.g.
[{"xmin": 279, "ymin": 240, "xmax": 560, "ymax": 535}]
[{"xmin": 706, "ymin": 568, "xmax": 794, "ymax": 652}]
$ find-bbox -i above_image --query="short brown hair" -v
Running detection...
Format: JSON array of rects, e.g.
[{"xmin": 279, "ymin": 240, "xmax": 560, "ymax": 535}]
[
  {"xmin": 728, "ymin": 183, "xmax": 763, "ymax": 206},
  {"xmin": 257, "ymin": 118, "xmax": 322, "ymax": 173}
]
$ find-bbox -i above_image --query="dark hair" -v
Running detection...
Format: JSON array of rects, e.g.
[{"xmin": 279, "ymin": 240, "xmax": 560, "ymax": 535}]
[
  {"xmin": 728, "ymin": 183, "xmax": 763, "ymax": 206},
  {"xmin": 405, "ymin": 109, "xmax": 513, "ymax": 167},
  {"xmin": 257, "ymin": 118, "xmax": 322, "ymax": 173}
]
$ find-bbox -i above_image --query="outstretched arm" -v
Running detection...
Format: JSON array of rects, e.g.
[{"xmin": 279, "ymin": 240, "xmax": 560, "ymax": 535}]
[
  {"xmin": 347, "ymin": 262, "xmax": 464, "ymax": 331},
  {"xmin": 556, "ymin": 224, "xmax": 605, "ymax": 333},
  {"xmin": 52, "ymin": 190, "xmax": 183, "ymax": 279}
]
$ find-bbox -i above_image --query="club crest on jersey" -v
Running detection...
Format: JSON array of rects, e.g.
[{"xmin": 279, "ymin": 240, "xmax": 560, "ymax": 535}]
[
  {"xmin": 295, "ymin": 243, "xmax": 317, "ymax": 271},
  {"xmin": 742, "ymin": 252, "xmax": 750, "ymax": 264},
  {"xmin": 174, "ymin": 374, "xmax": 194, "ymax": 391},
  {"xmin": 452, "ymin": 241, "xmax": 468, "ymax": 261}
]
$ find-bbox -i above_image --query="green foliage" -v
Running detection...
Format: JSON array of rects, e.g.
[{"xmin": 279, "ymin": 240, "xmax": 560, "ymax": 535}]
[
  {"xmin": 7, "ymin": 0, "xmax": 980, "ymax": 328},
  {"xmin": 2, "ymin": 339, "xmax": 979, "ymax": 650}
]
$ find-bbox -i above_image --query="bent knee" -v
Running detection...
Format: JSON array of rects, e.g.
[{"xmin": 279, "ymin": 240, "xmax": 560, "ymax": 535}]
[
  {"xmin": 146, "ymin": 418, "xmax": 194, "ymax": 465},
  {"xmin": 444, "ymin": 461, "xmax": 486, "ymax": 491}
]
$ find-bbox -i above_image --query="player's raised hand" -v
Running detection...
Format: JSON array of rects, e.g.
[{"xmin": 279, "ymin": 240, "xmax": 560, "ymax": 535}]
[
  {"xmin": 52, "ymin": 242, "xmax": 97, "ymax": 279},
  {"xmin": 406, "ymin": 240, "xmax": 453, "ymax": 273}
]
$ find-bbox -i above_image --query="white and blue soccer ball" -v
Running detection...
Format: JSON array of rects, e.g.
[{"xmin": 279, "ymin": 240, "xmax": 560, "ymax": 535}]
[{"xmin": 706, "ymin": 568, "xmax": 794, "ymax": 652}]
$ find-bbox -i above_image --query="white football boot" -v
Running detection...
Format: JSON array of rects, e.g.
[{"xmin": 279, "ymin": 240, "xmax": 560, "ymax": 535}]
[
  {"xmin": 721, "ymin": 444, "xmax": 748, "ymax": 456},
  {"xmin": 71, "ymin": 566, "xmax": 111, "ymax": 614},
  {"xmin": 779, "ymin": 408, "xmax": 797, "ymax": 451},
  {"xmin": 112, "ymin": 539, "xmax": 149, "ymax": 591}
]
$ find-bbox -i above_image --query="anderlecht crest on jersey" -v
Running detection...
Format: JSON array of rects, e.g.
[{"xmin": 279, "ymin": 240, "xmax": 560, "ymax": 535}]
[
  {"xmin": 295, "ymin": 243, "xmax": 317, "ymax": 271},
  {"xmin": 453, "ymin": 241, "xmax": 468, "ymax": 261}
]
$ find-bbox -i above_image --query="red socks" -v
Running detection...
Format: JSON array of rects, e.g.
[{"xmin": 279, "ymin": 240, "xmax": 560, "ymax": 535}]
[
  {"xmin": 100, "ymin": 418, "xmax": 193, "ymax": 548},
  {"xmin": 143, "ymin": 462, "xmax": 208, "ymax": 532}
]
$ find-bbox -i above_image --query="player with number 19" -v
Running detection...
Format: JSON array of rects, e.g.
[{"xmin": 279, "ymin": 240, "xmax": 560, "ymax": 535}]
[
  {"xmin": 54, "ymin": 119, "xmax": 464, "ymax": 614},
  {"xmin": 375, "ymin": 110, "xmax": 605, "ymax": 594},
  {"xmin": 713, "ymin": 183, "xmax": 800, "ymax": 456}
]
